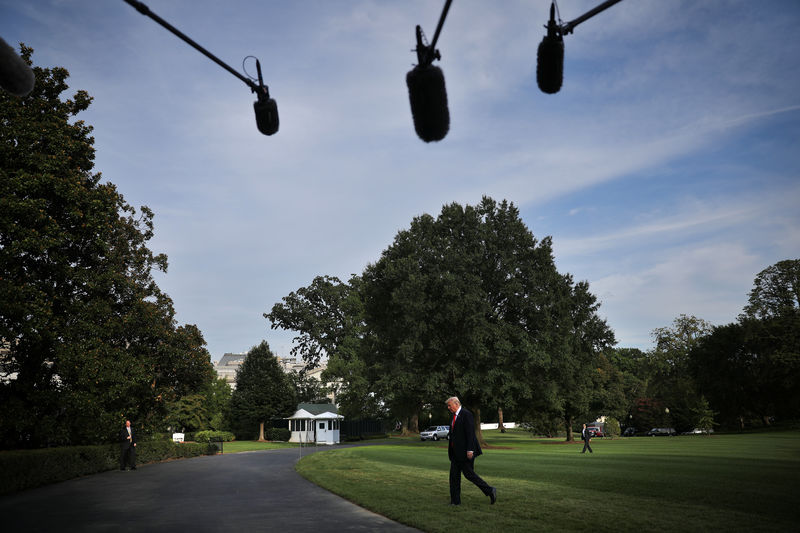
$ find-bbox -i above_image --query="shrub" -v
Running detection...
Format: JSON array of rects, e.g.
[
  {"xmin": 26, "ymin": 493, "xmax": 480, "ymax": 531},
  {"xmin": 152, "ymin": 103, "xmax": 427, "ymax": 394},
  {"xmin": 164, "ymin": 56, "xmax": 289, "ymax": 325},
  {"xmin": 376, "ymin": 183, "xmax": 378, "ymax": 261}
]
[
  {"xmin": 343, "ymin": 433, "xmax": 388, "ymax": 442},
  {"xmin": 266, "ymin": 428, "xmax": 290, "ymax": 442},
  {"xmin": 194, "ymin": 430, "xmax": 236, "ymax": 443},
  {"xmin": 0, "ymin": 441, "xmax": 214, "ymax": 496},
  {"xmin": 604, "ymin": 417, "xmax": 621, "ymax": 438}
]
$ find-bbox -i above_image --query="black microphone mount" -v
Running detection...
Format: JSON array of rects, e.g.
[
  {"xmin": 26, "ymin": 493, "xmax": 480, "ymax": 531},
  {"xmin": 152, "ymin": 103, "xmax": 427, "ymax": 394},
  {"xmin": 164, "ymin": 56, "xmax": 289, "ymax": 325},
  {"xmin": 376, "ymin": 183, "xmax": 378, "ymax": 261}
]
[
  {"xmin": 122, "ymin": 0, "xmax": 278, "ymax": 135},
  {"xmin": 414, "ymin": 0, "xmax": 453, "ymax": 67},
  {"xmin": 555, "ymin": 0, "xmax": 624, "ymax": 37}
]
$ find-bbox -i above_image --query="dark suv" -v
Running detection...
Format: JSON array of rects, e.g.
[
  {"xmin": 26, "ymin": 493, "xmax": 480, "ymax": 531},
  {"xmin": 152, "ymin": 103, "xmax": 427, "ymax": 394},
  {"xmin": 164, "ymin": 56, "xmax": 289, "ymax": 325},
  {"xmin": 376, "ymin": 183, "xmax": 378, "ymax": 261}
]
[{"xmin": 646, "ymin": 427, "xmax": 676, "ymax": 436}]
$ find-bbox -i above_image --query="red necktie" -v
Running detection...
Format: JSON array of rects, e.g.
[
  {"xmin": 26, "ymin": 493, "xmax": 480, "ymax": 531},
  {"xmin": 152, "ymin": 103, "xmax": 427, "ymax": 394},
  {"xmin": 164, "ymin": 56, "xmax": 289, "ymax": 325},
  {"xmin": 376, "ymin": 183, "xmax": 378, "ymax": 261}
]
[{"xmin": 451, "ymin": 413, "xmax": 456, "ymax": 429}]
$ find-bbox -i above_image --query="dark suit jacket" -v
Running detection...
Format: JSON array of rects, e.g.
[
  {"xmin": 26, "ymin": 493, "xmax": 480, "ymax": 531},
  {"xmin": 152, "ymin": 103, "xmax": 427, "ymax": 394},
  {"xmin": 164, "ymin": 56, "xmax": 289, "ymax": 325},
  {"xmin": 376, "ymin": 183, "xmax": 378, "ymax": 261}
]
[
  {"xmin": 582, "ymin": 428, "xmax": 592, "ymax": 442},
  {"xmin": 448, "ymin": 407, "xmax": 482, "ymax": 463},
  {"xmin": 120, "ymin": 427, "xmax": 137, "ymax": 449}
]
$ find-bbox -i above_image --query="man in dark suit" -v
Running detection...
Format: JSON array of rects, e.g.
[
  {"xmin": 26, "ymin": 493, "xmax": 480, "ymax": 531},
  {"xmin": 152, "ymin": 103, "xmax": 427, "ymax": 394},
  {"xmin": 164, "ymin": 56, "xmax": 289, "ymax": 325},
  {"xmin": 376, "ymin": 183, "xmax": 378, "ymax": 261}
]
[
  {"xmin": 581, "ymin": 423, "xmax": 593, "ymax": 454},
  {"xmin": 119, "ymin": 419, "xmax": 137, "ymax": 470},
  {"xmin": 446, "ymin": 396, "xmax": 496, "ymax": 506}
]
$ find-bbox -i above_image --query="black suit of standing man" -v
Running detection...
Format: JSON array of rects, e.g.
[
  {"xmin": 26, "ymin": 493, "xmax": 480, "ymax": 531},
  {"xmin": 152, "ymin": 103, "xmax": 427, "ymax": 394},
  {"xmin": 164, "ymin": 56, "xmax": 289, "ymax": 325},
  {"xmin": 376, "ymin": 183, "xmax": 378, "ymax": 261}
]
[
  {"xmin": 446, "ymin": 396, "xmax": 496, "ymax": 506},
  {"xmin": 581, "ymin": 423, "xmax": 593, "ymax": 454},
  {"xmin": 120, "ymin": 419, "xmax": 137, "ymax": 470}
]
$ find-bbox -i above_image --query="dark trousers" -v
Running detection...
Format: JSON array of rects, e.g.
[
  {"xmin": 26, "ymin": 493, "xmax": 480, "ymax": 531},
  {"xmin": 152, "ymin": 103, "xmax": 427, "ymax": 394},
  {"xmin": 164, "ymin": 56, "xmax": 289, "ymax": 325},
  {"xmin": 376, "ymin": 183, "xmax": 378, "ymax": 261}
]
[
  {"xmin": 449, "ymin": 458, "xmax": 491, "ymax": 504},
  {"xmin": 582, "ymin": 439, "xmax": 593, "ymax": 453},
  {"xmin": 120, "ymin": 445, "xmax": 136, "ymax": 469}
]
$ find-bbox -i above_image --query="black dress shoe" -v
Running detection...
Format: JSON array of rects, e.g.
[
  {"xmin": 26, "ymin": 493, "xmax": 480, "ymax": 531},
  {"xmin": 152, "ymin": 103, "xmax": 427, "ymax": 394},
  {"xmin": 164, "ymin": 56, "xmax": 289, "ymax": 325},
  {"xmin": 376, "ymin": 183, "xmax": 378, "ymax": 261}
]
[{"xmin": 489, "ymin": 487, "xmax": 497, "ymax": 504}]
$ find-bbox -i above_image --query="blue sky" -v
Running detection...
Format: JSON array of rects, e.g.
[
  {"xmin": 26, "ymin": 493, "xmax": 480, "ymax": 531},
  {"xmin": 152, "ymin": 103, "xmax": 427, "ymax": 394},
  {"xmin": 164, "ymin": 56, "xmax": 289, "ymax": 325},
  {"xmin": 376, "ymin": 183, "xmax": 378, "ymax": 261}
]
[{"xmin": 3, "ymin": 0, "xmax": 799, "ymax": 362}]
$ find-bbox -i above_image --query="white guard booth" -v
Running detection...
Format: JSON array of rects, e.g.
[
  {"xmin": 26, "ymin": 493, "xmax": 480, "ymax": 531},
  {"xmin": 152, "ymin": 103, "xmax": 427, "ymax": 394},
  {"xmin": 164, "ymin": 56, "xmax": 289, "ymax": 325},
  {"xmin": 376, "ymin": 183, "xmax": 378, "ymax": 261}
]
[{"xmin": 288, "ymin": 403, "xmax": 343, "ymax": 445}]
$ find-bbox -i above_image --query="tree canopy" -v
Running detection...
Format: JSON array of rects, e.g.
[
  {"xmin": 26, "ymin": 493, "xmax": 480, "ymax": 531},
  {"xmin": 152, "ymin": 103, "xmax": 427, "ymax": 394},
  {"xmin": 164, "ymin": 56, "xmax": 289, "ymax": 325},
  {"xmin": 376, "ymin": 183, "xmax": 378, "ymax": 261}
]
[
  {"xmin": 269, "ymin": 197, "xmax": 616, "ymax": 440},
  {"xmin": 691, "ymin": 259, "xmax": 800, "ymax": 428},
  {"xmin": 742, "ymin": 259, "xmax": 800, "ymax": 320}
]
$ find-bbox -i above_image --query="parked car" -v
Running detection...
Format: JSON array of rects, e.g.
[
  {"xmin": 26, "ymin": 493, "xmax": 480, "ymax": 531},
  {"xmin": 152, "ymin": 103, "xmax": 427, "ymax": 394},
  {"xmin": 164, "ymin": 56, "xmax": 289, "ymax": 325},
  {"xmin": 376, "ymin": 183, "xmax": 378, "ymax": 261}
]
[
  {"xmin": 420, "ymin": 425, "xmax": 450, "ymax": 441},
  {"xmin": 683, "ymin": 428, "xmax": 714, "ymax": 435},
  {"xmin": 622, "ymin": 426, "xmax": 637, "ymax": 437},
  {"xmin": 646, "ymin": 427, "xmax": 676, "ymax": 436},
  {"xmin": 586, "ymin": 426, "xmax": 604, "ymax": 438}
]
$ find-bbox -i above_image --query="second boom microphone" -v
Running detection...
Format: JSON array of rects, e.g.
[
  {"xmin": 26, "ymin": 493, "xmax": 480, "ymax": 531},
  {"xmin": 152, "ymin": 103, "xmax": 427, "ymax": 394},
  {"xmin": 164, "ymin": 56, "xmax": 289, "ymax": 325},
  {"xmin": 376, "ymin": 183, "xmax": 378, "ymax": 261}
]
[{"xmin": 406, "ymin": 62, "xmax": 449, "ymax": 143}]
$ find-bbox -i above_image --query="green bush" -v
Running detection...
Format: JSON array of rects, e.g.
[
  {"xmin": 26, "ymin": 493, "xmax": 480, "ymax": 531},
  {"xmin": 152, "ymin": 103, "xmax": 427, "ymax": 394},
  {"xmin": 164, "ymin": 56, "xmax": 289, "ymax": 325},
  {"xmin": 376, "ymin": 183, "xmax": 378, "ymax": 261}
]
[
  {"xmin": 194, "ymin": 430, "xmax": 235, "ymax": 443},
  {"xmin": 0, "ymin": 441, "xmax": 214, "ymax": 496},
  {"xmin": 604, "ymin": 417, "xmax": 621, "ymax": 438},
  {"xmin": 266, "ymin": 428, "xmax": 290, "ymax": 442}
]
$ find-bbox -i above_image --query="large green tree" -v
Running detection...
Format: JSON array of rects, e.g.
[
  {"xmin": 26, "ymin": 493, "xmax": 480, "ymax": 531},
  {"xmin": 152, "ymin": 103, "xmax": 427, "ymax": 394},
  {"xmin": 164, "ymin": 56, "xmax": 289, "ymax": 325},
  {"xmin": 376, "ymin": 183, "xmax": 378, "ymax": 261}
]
[
  {"xmin": 544, "ymin": 276, "xmax": 617, "ymax": 440},
  {"xmin": 644, "ymin": 314, "xmax": 712, "ymax": 432},
  {"xmin": 266, "ymin": 275, "xmax": 374, "ymax": 419},
  {"xmin": 361, "ymin": 198, "xmax": 614, "ymax": 443},
  {"xmin": 227, "ymin": 341, "xmax": 295, "ymax": 440},
  {"xmin": 0, "ymin": 45, "xmax": 213, "ymax": 448},
  {"xmin": 692, "ymin": 259, "xmax": 800, "ymax": 428},
  {"xmin": 204, "ymin": 376, "xmax": 233, "ymax": 430},
  {"xmin": 605, "ymin": 347, "xmax": 649, "ymax": 428}
]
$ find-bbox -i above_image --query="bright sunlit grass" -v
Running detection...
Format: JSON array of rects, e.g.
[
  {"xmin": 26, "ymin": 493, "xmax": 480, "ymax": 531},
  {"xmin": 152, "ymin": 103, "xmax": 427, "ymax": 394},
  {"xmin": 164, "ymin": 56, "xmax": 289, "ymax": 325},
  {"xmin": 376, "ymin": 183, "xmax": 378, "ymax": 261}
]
[{"xmin": 295, "ymin": 429, "xmax": 799, "ymax": 533}]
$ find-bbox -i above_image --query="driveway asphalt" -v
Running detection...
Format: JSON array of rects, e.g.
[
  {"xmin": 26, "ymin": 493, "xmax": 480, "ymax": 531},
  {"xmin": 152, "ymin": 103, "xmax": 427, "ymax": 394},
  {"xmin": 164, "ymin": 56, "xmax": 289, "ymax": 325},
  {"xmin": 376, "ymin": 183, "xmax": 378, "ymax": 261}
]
[{"xmin": 0, "ymin": 445, "xmax": 420, "ymax": 532}]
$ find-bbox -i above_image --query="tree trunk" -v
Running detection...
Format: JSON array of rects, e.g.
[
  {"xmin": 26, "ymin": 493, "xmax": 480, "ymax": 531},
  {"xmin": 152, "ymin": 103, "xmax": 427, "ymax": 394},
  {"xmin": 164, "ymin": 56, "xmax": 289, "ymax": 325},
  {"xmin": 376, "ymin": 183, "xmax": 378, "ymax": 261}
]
[
  {"xmin": 410, "ymin": 413, "xmax": 419, "ymax": 434},
  {"xmin": 400, "ymin": 416, "xmax": 411, "ymax": 436},
  {"xmin": 258, "ymin": 421, "xmax": 266, "ymax": 442},
  {"xmin": 565, "ymin": 416, "xmax": 574, "ymax": 442},
  {"xmin": 498, "ymin": 407, "xmax": 506, "ymax": 433},
  {"xmin": 474, "ymin": 407, "xmax": 488, "ymax": 448}
]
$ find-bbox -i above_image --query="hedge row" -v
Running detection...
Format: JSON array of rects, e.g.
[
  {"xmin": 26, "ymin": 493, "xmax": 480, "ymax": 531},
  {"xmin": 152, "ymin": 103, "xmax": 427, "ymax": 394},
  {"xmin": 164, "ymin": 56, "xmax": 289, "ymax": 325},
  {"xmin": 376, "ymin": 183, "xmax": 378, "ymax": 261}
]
[
  {"xmin": 194, "ymin": 430, "xmax": 236, "ymax": 443},
  {"xmin": 344, "ymin": 433, "xmax": 390, "ymax": 442},
  {"xmin": 0, "ymin": 440, "xmax": 215, "ymax": 496}
]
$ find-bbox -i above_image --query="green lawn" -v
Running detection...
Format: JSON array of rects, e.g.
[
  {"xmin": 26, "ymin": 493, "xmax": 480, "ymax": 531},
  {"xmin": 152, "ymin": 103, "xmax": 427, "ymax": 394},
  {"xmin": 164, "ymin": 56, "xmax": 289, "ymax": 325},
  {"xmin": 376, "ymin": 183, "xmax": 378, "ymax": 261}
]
[
  {"xmin": 295, "ymin": 430, "xmax": 799, "ymax": 532},
  {"xmin": 220, "ymin": 440, "xmax": 299, "ymax": 453}
]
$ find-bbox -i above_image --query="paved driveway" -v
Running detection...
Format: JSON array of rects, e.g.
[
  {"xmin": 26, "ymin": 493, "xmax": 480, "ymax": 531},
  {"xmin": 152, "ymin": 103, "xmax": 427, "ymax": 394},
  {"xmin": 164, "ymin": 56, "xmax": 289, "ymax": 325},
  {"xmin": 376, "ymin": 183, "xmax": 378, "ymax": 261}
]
[{"xmin": 0, "ymin": 446, "xmax": 420, "ymax": 532}]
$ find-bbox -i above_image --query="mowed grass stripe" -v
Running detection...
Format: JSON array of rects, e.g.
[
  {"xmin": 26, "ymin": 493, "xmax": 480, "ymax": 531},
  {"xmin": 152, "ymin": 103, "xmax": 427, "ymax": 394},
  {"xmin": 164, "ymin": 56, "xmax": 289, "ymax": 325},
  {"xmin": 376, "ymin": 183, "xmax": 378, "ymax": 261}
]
[{"xmin": 295, "ymin": 431, "xmax": 799, "ymax": 533}]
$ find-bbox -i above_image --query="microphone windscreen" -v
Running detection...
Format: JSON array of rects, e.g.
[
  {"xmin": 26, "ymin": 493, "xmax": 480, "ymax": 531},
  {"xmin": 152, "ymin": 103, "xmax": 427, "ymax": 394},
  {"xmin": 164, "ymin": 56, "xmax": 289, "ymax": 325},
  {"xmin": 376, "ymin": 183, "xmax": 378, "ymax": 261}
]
[
  {"xmin": 536, "ymin": 35, "xmax": 564, "ymax": 94},
  {"xmin": 254, "ymin": 97, "xmax": 279, "ymax": 136},
  {"xmin": 0, "ymin": 37, "xmax": 34, "ymax": 97},
  {"xmin": 406, "ymin": 63, "xmax": 449, "ymax": 142}
]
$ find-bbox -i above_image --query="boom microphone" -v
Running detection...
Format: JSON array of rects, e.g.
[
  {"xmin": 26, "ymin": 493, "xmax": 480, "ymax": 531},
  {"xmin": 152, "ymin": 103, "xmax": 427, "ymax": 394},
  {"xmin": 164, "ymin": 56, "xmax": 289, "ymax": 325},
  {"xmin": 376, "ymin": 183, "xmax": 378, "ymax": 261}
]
[
  {"xmin": 536, "ymin": 4, "xmax": 564, "ymax": 94},
  {"xmin": 254, "ymin": 95, "xmax": 279, "ymax": 136},
  {"xmin": 0, "ymin": 37, "xmax": 35, "ymax": 97},
  {"xmin": 407, "ymin": 1, "xmax": 452, "ymax": 143},
  {"xmin": 536, "ymin": 0, "xmax": 625, "ymax": 94},
  {"xmin": 406, "ymin": 62, "xmax": 449, "ymax": 143},
  {"xmin": 536, "ymin": 34, "xmax": 564, "ymax": 94},
  {"xmin": 252, "ymin": 58, "xmax": 278, "ymax": 136}
]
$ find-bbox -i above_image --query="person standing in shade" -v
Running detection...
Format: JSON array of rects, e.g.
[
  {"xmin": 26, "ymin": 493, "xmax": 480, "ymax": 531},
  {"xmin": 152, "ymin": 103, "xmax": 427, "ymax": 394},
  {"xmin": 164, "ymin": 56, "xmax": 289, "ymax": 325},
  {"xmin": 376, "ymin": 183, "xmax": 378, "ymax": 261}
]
[
  {"xmin": 446, "ymin": 396, "xmax": 496, "ymax": 506},
  {"xmin": 120, "ymin": 419, "xmax": 137, "ymax": 470},
  {"xmin": 581, "ymin": 423, "xmax": 593, "ymax": 454}
]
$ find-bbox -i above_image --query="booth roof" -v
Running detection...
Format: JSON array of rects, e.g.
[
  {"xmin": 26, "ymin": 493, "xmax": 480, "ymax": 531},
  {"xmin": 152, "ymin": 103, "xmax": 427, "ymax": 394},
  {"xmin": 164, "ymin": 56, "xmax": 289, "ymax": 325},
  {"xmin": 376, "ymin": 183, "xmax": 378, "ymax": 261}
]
[{"xmin": 287, "ymin": 403, "xmax": 343, "ymax": 420}]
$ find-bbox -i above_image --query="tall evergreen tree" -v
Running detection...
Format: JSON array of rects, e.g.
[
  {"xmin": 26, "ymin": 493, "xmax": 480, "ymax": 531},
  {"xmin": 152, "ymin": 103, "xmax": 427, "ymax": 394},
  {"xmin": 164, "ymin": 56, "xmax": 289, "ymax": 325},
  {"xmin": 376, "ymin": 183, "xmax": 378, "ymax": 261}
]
[{"xmin": 228, "ymin": 341, "xmax": 295, "ymax": 440}]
